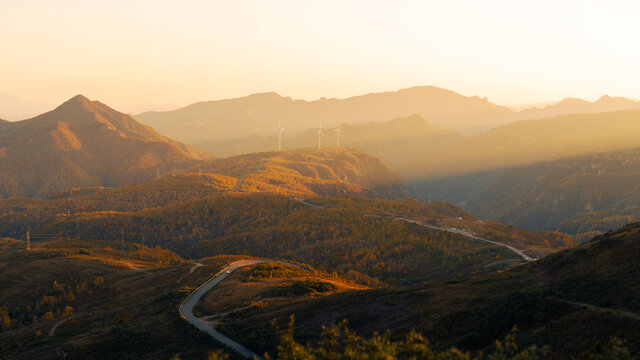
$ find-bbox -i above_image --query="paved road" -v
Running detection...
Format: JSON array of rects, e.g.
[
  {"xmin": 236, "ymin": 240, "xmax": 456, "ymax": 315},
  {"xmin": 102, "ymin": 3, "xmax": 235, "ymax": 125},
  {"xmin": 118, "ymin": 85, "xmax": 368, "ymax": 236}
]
[
  {"xmin": 390, "ymin": 216, "xmax": 534, "ymax": 261},
  {"xmin": 292, "ymin": 198, "xmax": 533, "ymax": 261},
  {"xmin": 179, "ymin": 259, "xmax": 310, "ymax": 359}
]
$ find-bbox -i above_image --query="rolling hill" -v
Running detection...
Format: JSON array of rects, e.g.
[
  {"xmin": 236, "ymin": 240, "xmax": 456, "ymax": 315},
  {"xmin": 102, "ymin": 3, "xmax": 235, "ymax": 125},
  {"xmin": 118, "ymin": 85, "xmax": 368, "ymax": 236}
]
[
  {"xmin": 0, "ymin": 95, "xmax": 210, "ymax": 198},
  {"xmin": 219, "ymin": 222, "xmax": 640, "ymax": 358},
  {"xmin": 189, "ymin": 147, "xmax": 411, "ymax": 199},
  {"xmin": 0, "ymin": 182, "xmax": 571, "ymax": 286}
]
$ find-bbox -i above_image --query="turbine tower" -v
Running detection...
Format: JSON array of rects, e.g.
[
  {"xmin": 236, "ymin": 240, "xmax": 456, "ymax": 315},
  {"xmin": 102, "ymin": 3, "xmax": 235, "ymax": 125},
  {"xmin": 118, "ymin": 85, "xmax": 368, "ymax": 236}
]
[
  {"xmin": 317, "ymin": 123, "xmax": 325, "ymax": 149},
  {"xmin": 277, "ymin": 120, "xmax": 286, "ymax": 152},
  {"xmin": 334, "ymin": 122, "xmax": 342, "ymax": 146}
]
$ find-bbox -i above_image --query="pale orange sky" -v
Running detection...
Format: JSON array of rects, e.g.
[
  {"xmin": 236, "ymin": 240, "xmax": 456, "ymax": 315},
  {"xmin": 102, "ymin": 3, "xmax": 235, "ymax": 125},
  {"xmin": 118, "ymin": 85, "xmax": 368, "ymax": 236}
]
[{"xmin": 1, "ymin": 0, "xmax": 640, "ymax": 111}]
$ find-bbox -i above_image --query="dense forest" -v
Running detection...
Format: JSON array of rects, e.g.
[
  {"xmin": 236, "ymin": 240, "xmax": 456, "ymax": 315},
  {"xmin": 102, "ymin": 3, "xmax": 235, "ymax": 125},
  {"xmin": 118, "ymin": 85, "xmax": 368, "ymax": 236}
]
[{"xmin": 16, "ymin": 194, "xmax": 522, "ymax": 286}]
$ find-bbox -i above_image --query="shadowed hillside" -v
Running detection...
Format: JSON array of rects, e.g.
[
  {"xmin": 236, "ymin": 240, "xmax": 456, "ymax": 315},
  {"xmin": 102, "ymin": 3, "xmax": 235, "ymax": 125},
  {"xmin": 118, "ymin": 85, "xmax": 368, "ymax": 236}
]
[{"xmin": 466, "ymin": 148, "xmax": 640, "ymax": 237}]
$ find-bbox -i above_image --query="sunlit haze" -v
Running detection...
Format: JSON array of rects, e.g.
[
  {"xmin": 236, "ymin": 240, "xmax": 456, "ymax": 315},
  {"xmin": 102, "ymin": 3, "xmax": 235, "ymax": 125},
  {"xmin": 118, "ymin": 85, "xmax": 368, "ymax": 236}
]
[{"xmin": 2, "ymin": 0, "xmax": 640, "ymax": 110}]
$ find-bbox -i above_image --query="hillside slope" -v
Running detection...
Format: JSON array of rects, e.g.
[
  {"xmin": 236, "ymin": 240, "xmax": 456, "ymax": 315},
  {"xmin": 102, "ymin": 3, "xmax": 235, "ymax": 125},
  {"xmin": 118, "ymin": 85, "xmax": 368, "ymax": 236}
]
[
  {"xmin": 194, "ymin": 147, "xmax": 411, "ymax": 199},
  {"xmin": 0, "ymin": 95, "xmax": 210, "ymax": 198},
  {"xmin": 0, "ymin": 191, "xmax": 571, "ymax": 286},
  {"xmin": 220, "ymin": 222, "xmax": 640, "ymax": 358},
  {"xmin": 467, "ymin": 148, "xmax": 640, "ymax": 235}
]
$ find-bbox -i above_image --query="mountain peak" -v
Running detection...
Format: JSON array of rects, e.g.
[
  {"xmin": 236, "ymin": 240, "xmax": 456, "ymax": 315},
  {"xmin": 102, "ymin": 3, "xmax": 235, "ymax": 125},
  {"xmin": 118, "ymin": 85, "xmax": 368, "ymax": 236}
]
[
  {"xmin": 55, "ymin": 94, "xmax": 96, "ymax": 113},
  {"xmin": 594, "ymin": 94, "xmax": 633, "ymax": 105},
  {"xmin": 556, "ymin": 97, "xmax": 589, "ymax": 106}
]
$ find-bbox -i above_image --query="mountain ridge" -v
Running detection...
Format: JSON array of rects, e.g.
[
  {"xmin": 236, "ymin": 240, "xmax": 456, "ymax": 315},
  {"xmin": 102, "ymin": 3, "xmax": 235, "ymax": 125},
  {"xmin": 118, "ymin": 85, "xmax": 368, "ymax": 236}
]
[
  {"xmin": 134, "ymin": 86, "xmax": 517, "ymax": 142},
  {"xmin": 135, "ymin": 86, "xmax": 640, "ymax": 145}
]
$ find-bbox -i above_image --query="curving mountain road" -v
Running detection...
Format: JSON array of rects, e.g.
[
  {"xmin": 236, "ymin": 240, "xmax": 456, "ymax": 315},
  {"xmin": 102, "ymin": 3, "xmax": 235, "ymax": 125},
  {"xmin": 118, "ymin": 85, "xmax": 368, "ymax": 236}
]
[
  {"xmin": 179, "ymin": 259, "xmax": 310, "ymax": 359},
  {"xmin": 389, "ymin": 216, "xmax": 534, "ymax": 261},
  {"xmin": 292, "ymin": 197, "xmax": 533, "ymax": 261}
]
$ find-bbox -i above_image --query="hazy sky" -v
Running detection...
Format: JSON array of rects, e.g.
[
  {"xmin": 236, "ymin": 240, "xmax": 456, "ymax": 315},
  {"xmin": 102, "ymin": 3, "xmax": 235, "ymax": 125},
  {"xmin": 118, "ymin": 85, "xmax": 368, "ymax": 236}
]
[{"xmin": 2, "ymin": 0, "xmax": 640, "ymax": 110}]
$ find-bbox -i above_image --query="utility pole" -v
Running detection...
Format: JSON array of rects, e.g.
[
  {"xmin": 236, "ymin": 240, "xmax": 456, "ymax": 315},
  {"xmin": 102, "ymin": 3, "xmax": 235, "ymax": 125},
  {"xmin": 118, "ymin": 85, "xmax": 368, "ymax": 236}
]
[{"xmin": 26, "ymin": 230, "xmax": 31, "ymax": 251}]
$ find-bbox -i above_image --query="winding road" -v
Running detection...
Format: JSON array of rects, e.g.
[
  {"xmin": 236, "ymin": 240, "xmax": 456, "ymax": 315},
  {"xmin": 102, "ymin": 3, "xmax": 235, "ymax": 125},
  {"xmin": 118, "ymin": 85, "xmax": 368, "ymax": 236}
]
[
  {"xmin": 389, "ymin": 216, "xmax": 534, "ymax": 261},
  {"xmin": 180, "ymin": 199, "xmax": 534, "ymax": 358},
  {"xmin": 293, "ymin": 198, "xmax": 534, "ymax": 262},
  {"xmin": 179, "ymin": 259, "xmax": 310, "ymax": 359}
]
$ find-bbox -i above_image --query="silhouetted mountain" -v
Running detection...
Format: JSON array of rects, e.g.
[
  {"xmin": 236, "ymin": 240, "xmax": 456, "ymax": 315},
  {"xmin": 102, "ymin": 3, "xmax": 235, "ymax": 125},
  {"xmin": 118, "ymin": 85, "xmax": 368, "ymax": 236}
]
[
  {"xmin": 135, "ymin": 86, "xmax": 640, "ymax": 147},
  {"xmin": 466, "ymin": 148, "xmax": 640, "ymax": 236},
  {"xmin": 517, "ymin": 95, "xmax": 640, "ymax": 120},
  {"xmin": 134, "ymin": 86, "xmax": 516, "ymax": 142},
  {"xmin": 0, "ymin": 95, "xmax": 211, "ymax": 198}
]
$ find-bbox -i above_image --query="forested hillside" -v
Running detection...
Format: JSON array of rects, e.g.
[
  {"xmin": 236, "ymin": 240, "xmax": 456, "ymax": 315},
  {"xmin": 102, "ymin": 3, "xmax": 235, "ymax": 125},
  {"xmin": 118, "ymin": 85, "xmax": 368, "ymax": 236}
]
[
  {"xmin": 0, "ymin": 191, "xmax": 570, "ymax": 286},
  {"xmin": 220, "ymin": 222, "xmax": 640, "ymax": 358},
  {"xmin": 191, "ymin": 147, "xmax": 411, "ymax": 199},
  {"xmin": 467, "ymin": 148, "xmax": 640, "ymax": 238}
]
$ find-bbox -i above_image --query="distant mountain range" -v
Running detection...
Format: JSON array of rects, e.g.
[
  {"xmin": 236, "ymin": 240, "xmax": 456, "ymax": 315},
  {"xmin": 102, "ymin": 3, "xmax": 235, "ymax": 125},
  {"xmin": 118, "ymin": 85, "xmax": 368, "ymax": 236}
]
[
  {"xmin": 0, "ymin": 95, "xmax": 210, "ymax": 198},
  {"xmin": 134, "ymin": 86, "xmax": 640, "ymax": 144},
  {"xmin": 517, "ymin": 95, "xmax": 640, "ymax": 120},
  {"xmin": 0, "ymin": 92, "xmax": 54, "ymax": 121}
]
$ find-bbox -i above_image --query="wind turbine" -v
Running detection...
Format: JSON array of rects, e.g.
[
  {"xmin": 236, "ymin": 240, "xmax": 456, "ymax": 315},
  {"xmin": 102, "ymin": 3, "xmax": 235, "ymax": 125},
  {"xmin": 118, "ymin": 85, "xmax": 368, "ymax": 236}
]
[
  {"xmin": 317, "ymin": 123, "xmax": 325, "ymax": 149},
  {"xmin": 334, "ymin": 122, "xmax": 342, "ymax": 146},
  {"xmin": 277, "ymin": 120, "xmax": 286, "ymax": 151}
]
